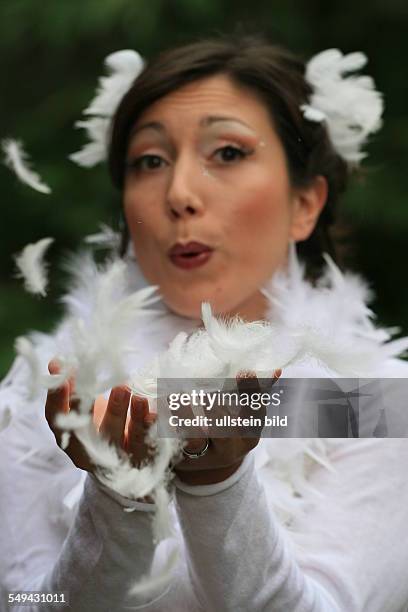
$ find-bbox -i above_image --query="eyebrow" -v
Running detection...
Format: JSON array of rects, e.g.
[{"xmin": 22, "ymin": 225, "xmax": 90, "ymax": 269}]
[{"xmin": 129, "ymin": 115, "xmax": 254, "ymax": 139}]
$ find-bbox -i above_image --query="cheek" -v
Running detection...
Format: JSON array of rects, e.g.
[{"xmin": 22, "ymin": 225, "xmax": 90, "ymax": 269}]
[
  {"xmin": 122, "ymin": 192, "xmax": 164, "ymax": 284},
  {"xmin": 229, "ymin": 177, "xmax": 292, "ymax": 245},
  {"xmin": 124, "ymin": 188, "xmax": 145, "ymax": 226},
  {"xmin": 124, "ymin": 190, "xmax": 157, "ymax": 245}
]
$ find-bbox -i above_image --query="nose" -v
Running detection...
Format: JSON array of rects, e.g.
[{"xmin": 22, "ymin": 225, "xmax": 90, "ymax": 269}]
[{"xmin": 166, "ymin": 156, "xmax": 205, "ymax": 220}]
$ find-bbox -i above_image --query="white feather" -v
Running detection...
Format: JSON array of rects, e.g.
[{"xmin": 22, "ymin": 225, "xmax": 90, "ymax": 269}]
[
  {"xmin": 1, "ymin": 139, "xmax": 51, "ymax": 194},
  {"xmin": 41, "ymin": 357, "xmax": 73, "ymax": 391},
  {"xmin": 128, "ymin": 374, "xmax": 159, "ymax": 399},
  {"xmin": 151, "ymin": 485, "xmax": 174, "ymax": 544},
  {"xmin": 84, "ymin": 50, "xmax": 144, "ymax": 117},
  {"xmin": 84, "ymin": 223, "xmax": 121, "ymax": 250},
  {"xmin": 262, "ymin": 244, "xmax": 407, "ymax": 375},
  {"xmin": 14, "ymin": 336, "xmax": 43, "ymax": 399},
  {"xmin": 14, "ymin": 237, "xmax": 54, "ymax": 297},
  {"xmin": 127, "ymin": 546, "xmax": 179, "ymax": 598},
  {"xmin": 49, "ymin": 256, "xmax": 162, "ymax": 409},
  {"xmin": 301, "ymin": 48, "xmax": 384, "ymax": 164},
  {"xmin": 70, "ymin": 50, "xmax": 144, "ymax": 167},
  {"xmin": 60, "ymin": 431, "xmax": 71, "ymax": 450},
  {"xmin": 69, "ymin": 117, "xmax": 110, "ymax": 167},
  {"xmin": 55, "ymin": 412, "xmax": 92, "ymax": 429}
]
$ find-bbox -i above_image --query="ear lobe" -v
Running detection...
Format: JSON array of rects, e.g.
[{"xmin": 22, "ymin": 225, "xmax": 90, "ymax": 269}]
[{"xmin": 289, "ymin": 175, "xmax": 328, "ymax": 242}]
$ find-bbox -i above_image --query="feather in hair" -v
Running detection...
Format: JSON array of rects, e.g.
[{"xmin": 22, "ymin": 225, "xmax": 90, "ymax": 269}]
[
  {"xmin": 1, "ymin": 139, "xmax": 51, "ymax": 194},
  {"xmin": 301, "ymin": 49, "xmax": 384, "ymax": 164},
  {"xmin": 14, "ymin": 237, "xmax": 54, "ymax": 297}
]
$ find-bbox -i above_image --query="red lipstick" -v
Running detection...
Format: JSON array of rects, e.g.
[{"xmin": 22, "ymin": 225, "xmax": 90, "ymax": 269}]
[{"xmin": 168, "ymin": 241, "xmax": 213, "ymax": 270}]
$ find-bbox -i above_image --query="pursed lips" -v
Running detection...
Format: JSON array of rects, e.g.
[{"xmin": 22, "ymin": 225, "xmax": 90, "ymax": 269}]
[
  {"xmin": 168, "ymin": 241, "xmax": 213, "ymax": 257},
  {"xmin": 168, "ymin": 241, "xmax": 214, "ymax": 269}
]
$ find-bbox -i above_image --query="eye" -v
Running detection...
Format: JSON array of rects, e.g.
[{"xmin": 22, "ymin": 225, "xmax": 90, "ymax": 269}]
[
  {"xmin": 213, "ymin": 145, "xmax": 253, "ymax": 163},
  {"xmin": 125, "ymin": 154, "xmax": 167, "ymax": 172}
]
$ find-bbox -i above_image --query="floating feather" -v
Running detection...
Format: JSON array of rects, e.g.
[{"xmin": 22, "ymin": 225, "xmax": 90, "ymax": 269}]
[
  {"xmin": 14, "ymin": 336, "xmax": 43, "ymax": 399},
  {"xmin": 46, "ymin": 255, "xmax": 162, "ymax": 410},
  {"xmin": 84, "ymin": 50, "xmax": 144, "ymax": 117},
  {"xmin": 60, "ymin": 431, "xmax": 71, "ymax": 450},
  {"xmin": 127, "ymin": 546, "xmax": 179, "ymax": 598},
  {"xmin": 69, "ymin": 117, "xmax": 110, "ymax": 167},
  {"xmin": 14, "ymin": 237, "xmax": 54, "ymax": 297},
  {"xmin": 84, "ymin": 223, "xmax": 121, "ymax": 250},
  {"xmin": 70, "ymin": 50, "xmax": 144, "ymax": 167},
  {"xmin": 1, "ymin": 139, "xmax": 51, "ymax": 193}
]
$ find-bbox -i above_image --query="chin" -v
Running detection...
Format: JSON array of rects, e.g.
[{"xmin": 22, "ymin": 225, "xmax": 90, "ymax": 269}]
[{"xmin": 162, "ymin": 290, "xmax": 240, "ymax": 321}]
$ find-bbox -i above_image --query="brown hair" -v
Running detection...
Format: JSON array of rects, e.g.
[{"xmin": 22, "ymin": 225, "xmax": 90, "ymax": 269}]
[{"xmin": 108, "ymin": 32, "xmax": 349, "ymax": 275}]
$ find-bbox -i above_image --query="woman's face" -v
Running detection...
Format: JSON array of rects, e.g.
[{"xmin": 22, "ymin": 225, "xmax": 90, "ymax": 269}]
[{"xmin": 124, "ymin": 74, "xmax": 326, "ymax": 320}]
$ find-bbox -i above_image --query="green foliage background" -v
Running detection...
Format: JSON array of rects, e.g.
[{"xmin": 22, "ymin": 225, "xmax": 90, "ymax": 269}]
[{"xmin": 1, "ymin": 0, "xmax": 407, "ymax": 378}]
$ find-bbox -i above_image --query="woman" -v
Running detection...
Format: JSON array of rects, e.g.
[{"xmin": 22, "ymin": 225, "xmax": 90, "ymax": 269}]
[{"xmin": 1, "ymin": 33, "xmax": 408, "ymax": 611}]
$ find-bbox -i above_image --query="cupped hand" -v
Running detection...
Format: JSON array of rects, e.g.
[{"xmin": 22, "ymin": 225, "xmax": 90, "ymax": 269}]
[
  {"xmin": 45, "ymin": 359, "xmax": 157, "ymax": 474},
  {"xmin": 173, "ymin": 369, "xmax": 281, "ymax": 485}
]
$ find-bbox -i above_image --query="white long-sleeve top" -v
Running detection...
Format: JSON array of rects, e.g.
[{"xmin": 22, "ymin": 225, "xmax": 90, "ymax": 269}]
[{"xmin": 1, "ymin": 410, "xmax": 408, "ymax": 611}]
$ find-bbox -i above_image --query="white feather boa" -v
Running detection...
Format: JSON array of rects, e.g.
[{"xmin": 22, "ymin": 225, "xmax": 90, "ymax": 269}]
[{"xmin": 1, "ymin": 244, "xmax": 408, "ymax": 597}]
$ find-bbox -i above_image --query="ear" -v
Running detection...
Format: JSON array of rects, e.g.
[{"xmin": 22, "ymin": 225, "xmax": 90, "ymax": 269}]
[{"xmin": 289, "ymin": 175, "xmax": 328, "ymax": 242}]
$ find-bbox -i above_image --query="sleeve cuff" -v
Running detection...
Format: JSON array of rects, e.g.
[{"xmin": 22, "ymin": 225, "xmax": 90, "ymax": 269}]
[
  {"xmin": 173, "ymin": 452, "xmax": 255, "ymax": 497},
  {"xmin": 88, "ymin": 473, "xmax": 156, "ymax": 512}
]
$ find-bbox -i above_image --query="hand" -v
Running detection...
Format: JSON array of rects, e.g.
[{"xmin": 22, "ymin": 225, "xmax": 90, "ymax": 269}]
[
  {"xmin": 173, "ymin": 369, "xmax": 281, "ymax": 486},
  {"xmin": 45, "ymin": 359, "xmax": 157, "ymax": 474}
]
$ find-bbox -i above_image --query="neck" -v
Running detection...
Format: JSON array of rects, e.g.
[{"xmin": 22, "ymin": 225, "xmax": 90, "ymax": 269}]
[{"xmin": 220, "ymin": 291, "xmax": 269, "ymax": 323}]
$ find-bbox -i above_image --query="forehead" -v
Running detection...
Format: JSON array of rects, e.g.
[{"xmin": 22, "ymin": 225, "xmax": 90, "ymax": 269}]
[{"xmin": 131, "ymin": 73, "xmax": 274, "ymax": 134}]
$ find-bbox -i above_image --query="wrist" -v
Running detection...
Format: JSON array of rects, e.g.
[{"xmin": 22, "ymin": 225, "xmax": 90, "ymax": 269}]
[{"xmin": 175, "ymin": 458, "xmax": 244, "ymax": 486}]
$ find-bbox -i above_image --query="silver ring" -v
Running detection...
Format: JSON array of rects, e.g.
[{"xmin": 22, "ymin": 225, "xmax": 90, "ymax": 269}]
[{"xmin": 182, "ymin": 438, "xmax": 210, "ymax": 459}]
